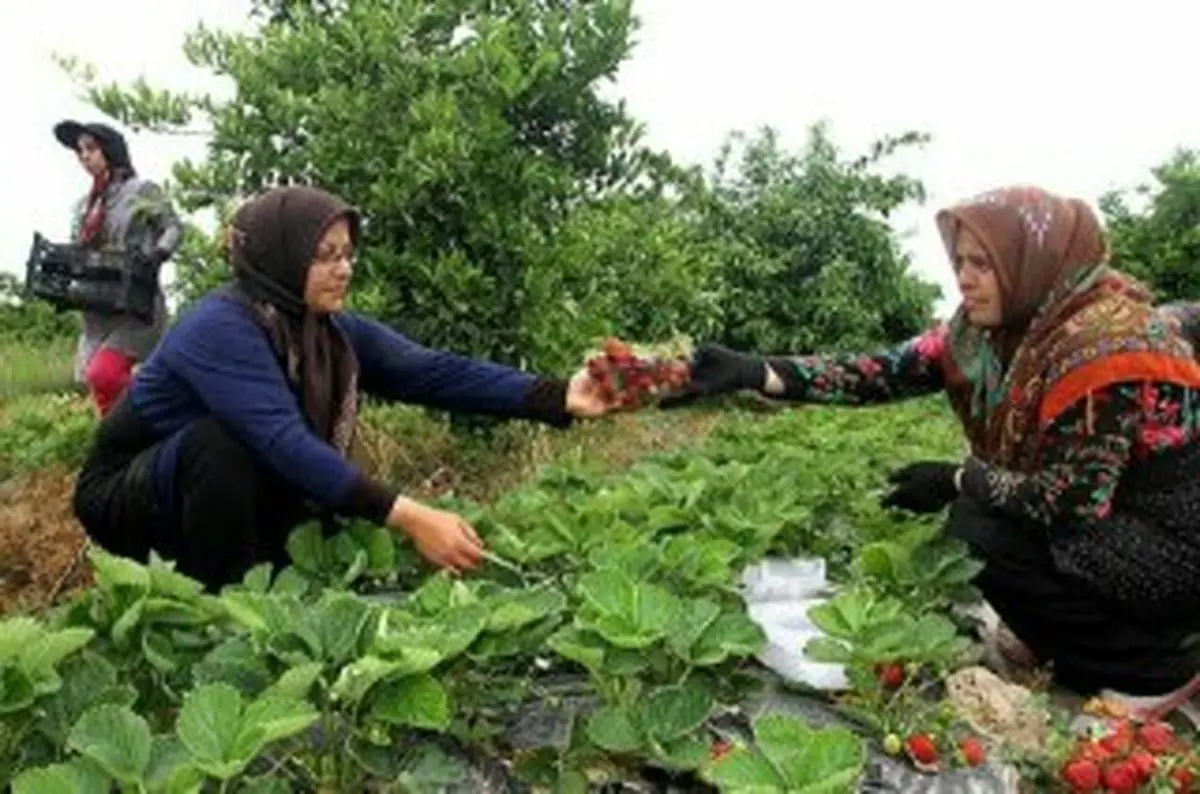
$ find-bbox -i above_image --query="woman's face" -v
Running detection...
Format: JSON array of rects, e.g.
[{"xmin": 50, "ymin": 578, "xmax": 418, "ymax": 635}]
[
  {"xmin": 76, "ymin": 133, "xmax": 108, "ymax": 178},
  {"xmin": 304, "ymin": 218, "xmax": 354, "ymax": 314},
  {"xmin": 952, "ymin": 226, "xmax": 1003, "ymax": 327}
]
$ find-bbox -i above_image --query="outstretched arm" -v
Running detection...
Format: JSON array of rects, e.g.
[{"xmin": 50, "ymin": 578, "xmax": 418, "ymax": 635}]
[
  {"xmin": 674, "ymin": 324, "xmax": 949, "ymax": 407},
  {"xmin": 339, "ymin": 312, "xmax": 575, "ymax": 427}
]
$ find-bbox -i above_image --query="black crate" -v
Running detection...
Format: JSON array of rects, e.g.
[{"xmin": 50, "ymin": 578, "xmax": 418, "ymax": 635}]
[{"xmin": 24, "ymin": 232, "xmax": 158, "ymax": 324}]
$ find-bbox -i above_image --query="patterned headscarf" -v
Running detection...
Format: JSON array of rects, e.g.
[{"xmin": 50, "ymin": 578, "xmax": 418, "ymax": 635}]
[{"xmin": 937, "ymin": 185, "xmax": 1200, "ymax": 468}]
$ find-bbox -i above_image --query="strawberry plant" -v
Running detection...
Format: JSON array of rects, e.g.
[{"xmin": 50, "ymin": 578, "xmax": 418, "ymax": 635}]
[{"xmin": 1, "ymin": 398, "xmax": 999, "ymax": 791}]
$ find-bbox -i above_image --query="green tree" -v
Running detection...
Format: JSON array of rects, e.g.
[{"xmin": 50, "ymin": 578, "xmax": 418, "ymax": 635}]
[
  {"xmin": 696, "ymin": 124, "xmax": 941, "ymax": 354},
  {"xmin": 59, "ymin": 0, "xmax": 693, "ymax": 372},
  {"xmin": 1100, "ymin": 148, "xmax": 1200, "ymax": 303}
]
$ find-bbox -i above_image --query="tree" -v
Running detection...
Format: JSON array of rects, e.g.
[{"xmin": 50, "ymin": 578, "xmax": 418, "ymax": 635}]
[
  {"xmin": 60, "ymin": 0, "xmax": 691, "ymax": 372},
  {"xmin": 695, "ymin": 124, "xmax": 941, "ymax": 354},
  {"xmin": 1100, "ymin": 148, "xmax": 1200, "ymax": 303}
]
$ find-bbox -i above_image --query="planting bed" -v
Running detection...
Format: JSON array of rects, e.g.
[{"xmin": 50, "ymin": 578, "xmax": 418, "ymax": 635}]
[{"xmin": 0, "ymin": 399, "xmax": 1194, "ymax": 792}]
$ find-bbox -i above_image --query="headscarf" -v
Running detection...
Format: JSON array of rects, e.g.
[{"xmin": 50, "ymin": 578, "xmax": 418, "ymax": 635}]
[
  {"xmin": 937, "ymin": 185, "xmax": 1200, "ymax": 468},
  {"xmin": 218, "ymin": 185, "xmax": 362, "ymax": 454}
]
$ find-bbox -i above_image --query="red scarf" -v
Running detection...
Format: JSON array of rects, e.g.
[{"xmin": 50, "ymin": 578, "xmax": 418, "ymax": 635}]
[{"xmin": 77, "ymin": 173, "xmax": 110, "ymax": 246}]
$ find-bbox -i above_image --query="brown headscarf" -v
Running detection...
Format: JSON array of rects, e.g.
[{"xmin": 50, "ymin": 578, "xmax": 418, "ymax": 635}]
[
  {"xmin": 219, "ymin": 185, "xmax": 361, "ymax": 454},
  {"xmin": 936, "ymin": 185, "xmax": 1200, "ymax": 469}
]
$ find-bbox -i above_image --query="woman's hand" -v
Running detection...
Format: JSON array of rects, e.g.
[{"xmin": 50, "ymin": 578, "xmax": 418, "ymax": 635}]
[
  {"xmin": 387, "ymin": 496, "xmax": 484, "ymax": 573},
  {"xmin": 660, "ymin": 343, "xmax": 768, "ymax": 408},
  {"xmin": 565, "ymin": 367, "xmax": 618, "ymax": 418},
  {"xmin": 880, "ymin": 461, "xmax": 962, "ymax": 514}
]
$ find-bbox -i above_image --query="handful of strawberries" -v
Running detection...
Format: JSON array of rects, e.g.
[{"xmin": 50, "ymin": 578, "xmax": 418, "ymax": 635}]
[
  {"xmin": 1057, "ymin": 717, "xmax": 1195, "ymax": 792},
  {"xmin": 585, "ymin": 337, "xmax": 690, "ymax": 409}
]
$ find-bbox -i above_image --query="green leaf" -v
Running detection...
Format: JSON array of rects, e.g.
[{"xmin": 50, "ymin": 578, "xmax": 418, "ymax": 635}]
[
  {"xmin": 369, "ymin": 673, "xmax": 451, "ymax": 731},
  {"xmin": 176, "ymin": 683, "xmax": 317, "ymax": 780},
  {"xmin": 286, "ymin": 524, "xmax": 326, "ymax": 573},
  {"xmin": 10, "ymin": 758, "xmax": 110, "ymax": 794},
  {"xmin": 66, "ymin": 704, "xmax": 153, "ymax": 784},
  {"xmin": 262, "ymin": 661, "xmax": 324, "ymax": 701},
  {"xmin": 638, "ymin": 681, "xmax": 713, "ymax": 742},
  {"xmin": 586, "ymin": 706, "xmax": 642, "ymax": 753}
]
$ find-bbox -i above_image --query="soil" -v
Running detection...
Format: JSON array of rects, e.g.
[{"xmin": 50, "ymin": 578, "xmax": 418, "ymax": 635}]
[{"xmin": 0, "ymin": 469, "xmax": 93, "ymax": 615}]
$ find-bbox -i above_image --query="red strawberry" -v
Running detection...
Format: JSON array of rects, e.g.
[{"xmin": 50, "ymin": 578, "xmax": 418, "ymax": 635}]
[
  {"xmin": 958, "ymin": 736, "xmax": 986, "ymax": 767},
  {"xmin": 1172, "ymin": 766, "xmax": 1196, "ymax": 792},
  {"xmin": 1137, "ymin": 720, "xmax": 1178, "ymax": 755},
  {"xmin": 1100, "ymin": 719, "xmax": 1134, "ymax": 755},
  {"xmin": 709, "ymin": 739, "xmax": 732, "ymax": 761},
  {"xmin": 1129, "ymin": 749, "xmax": 1156, "ymax": 780},
  {"xmin": 904, "ymin": 733, "xmax": 938, "ymax": 771},
  {"xmin": 874, "ymin": 662, "xmax": 905, "ymax": 689},
  {"xmin": 1102, "ymin": 759, "xmax": 1140, "ymax": 793},
  {"xmin": 1061, "ymin": 758, "xmax": 1102, "ymax": 791},
  {"xmin": 1075, "ymin": 739, "xmax": 1114, "ymax": 765}
]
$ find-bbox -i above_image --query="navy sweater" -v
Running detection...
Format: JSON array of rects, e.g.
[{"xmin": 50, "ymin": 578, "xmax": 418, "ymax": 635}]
[{"xmin": 129, "ymin": 294, "xmax": 556, "ymax": 524}]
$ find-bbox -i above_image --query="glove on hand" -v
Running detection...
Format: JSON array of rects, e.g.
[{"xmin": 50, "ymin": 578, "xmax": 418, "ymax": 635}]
[
  {"xmin": 880, "ymin": 460, "xmax": 960, "ymax": 514},
  {"xmin": 659, "ymin": 343, "xmax": 766, "ymax": 409}
]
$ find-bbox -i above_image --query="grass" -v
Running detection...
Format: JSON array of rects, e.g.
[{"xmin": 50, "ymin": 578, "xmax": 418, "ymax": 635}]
[{"xmin": 0, "ymin": 338, "xmax": 77, "ymax": 401}]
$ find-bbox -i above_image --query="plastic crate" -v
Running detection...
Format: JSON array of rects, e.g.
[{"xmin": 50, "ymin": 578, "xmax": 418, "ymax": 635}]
[{"xmin": 24, "ymin": 232, "xmax": 158, "ymax": 324}]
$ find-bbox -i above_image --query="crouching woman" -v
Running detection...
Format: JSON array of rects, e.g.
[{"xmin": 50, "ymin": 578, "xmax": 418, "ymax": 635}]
[
  {"xmin": 668, "ymin": 185, "xmax": 1200, "ymax": 723},
  {"xmin": 73, "ymin": 185, "xmax": 615, "ymax": 591}
]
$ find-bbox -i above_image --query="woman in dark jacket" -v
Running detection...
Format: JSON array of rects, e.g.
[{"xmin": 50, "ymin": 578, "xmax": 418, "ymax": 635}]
[
  {"xmin": 53, "ymin": 120, "xmax": 183, "ymax": 416},
  {"xmin": 73, "ymin": 185, "xmax": 615, "ymax": 590},
  {"xmin": 668, "ymin": 185, "xmax": 1200, "ymax": 724}
]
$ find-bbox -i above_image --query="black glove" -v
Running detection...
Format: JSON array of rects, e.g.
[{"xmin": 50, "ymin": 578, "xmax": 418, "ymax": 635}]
[
  {"xmin": 880, "ymin": 461, "xmax": 960, "ymax": 514},
  {"xmin": 659, "ymin": 343, "xmax": 767, "ymax": 409}
]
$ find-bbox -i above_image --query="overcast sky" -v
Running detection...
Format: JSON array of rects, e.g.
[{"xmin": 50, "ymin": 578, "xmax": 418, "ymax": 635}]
[{"xmin": 2, "ymin": 0, "xmax": 1196, "ymax": 317}]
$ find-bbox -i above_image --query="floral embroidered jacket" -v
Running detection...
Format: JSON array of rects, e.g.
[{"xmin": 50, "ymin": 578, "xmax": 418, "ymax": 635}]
[{"xmin": 767, "ymin": 312, "xmax": 1200, "ymax": 609}]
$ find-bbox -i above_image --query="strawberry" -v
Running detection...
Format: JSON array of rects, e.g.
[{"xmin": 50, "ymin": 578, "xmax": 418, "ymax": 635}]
[
  {"xmin": 958, "ymin": 736, "xmax": 986, "ymax": 767},
  {"xmin": 1137, "ymin": 720, "xmax": 1178, "ymax": 755},
  {"xmin": 1099, "ymin": 719, "xmax": 1134, "ymax": 755},
  {"xmin": 1061, "ymin": 758, "xmax": 1102, "ymax": 791},
  {"xmin": 881, "ymin": 733, "xmax": 902, "ymax": 756},
  {"xmin": 1075, "ymin": 739, "xmax": 1113, "ymax": 765},
  {"xmin": 1129, "ymin": 749, "xmax": 1157, "ymax": 780},
  {"xmin": 874, "ymin": 662, "xmax": 905, "ymax": 689},
  {"xmin": 709, "ymin": 739, "xmax": 732, "ymax": 761},
  {"xmin": 1172, "ymin": 766, "xmax": 1196, "ymax": 792},
  {"xmin": 1102, "ymin": 759, "xmax": 1140, "ymax": 793},
  {"xmin": 904, "ymin": 733, "xmax": 938, "ymax": 771}
]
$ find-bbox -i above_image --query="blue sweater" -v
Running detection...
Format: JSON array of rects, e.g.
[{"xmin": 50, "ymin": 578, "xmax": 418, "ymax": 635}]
[{"xmin": 128, "ymin": 294, "xmax": 548, "ymax": 522}]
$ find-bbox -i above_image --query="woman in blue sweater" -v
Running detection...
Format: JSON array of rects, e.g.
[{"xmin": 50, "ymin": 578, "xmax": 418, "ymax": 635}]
[{"xmin": 72, "ymin": 185, "xmax": 615, "ymax": 590}]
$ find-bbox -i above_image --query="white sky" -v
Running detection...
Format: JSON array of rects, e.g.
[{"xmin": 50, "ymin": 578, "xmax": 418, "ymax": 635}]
[{"xmin": 1, "ymin": 0, "xmax": 1196, "ymax": 318}]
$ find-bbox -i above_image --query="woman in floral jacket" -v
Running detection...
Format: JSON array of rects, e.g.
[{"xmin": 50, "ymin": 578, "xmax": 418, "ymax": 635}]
[{"xmin": 671, "ymin": 185, "xmax": 1200, "ymax": 722}]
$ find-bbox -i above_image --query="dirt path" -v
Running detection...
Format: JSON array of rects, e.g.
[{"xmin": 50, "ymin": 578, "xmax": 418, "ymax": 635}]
[{"xmin": 0, "ymin": 470, "xmax": 92, "ymax": 615}]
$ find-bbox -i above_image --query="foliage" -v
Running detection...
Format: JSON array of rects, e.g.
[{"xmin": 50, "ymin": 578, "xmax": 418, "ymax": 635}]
[
  {"xmin": 54, "ymin": 0, "xmax": 945, "ymax": 380},
  {"xmin": 60, "ymin": 0, "xmax": 698, "ymax": 373},
  {"xmin": 695, "ymin": 124, "xmax": 942, "ymax": 354},
  {"xmin": 0, "ymin": 399, "xmax": 972, "ymax": 791},
  {"xmin": 0, "ymin": 275, "xmax": 77, "ymax": 346},
  {"xmin": 1100, "ymin": 148, "xmax": 1200, "ymax": 304}
]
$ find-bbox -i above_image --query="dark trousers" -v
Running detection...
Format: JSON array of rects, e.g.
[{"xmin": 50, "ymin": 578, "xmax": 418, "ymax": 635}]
[
  {"xmin": 74, "ymin": 399, "xmax": 308, "ymax": 592},
  {"xmin": 948, "ymin": 496, "xmax": 1195, "ymax": 696}
]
